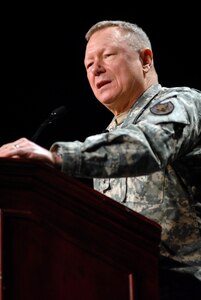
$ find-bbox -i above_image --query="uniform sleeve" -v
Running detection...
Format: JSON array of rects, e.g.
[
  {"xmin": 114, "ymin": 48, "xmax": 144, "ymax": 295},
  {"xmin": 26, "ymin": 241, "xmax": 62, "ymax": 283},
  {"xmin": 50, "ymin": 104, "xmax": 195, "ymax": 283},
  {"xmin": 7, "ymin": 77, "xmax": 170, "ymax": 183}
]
[{"xmin": 50, "ymin": 89, "xmax": 201, "ymax": 178}]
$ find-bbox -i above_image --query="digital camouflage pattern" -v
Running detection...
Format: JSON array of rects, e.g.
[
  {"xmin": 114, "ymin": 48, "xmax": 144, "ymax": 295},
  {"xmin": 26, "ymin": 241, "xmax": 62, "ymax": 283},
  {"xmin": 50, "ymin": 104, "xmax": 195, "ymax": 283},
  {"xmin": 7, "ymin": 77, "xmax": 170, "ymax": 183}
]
[{"xmin": 50, "ymin": 84, "xmax": 201, "ymax": 281}]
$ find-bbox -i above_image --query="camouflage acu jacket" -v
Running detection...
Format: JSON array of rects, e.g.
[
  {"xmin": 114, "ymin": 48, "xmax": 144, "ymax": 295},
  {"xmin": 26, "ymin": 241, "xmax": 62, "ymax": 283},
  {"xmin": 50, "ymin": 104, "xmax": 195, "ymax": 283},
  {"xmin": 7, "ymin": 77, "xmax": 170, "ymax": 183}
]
[{"xmin": 51, "ymin": 84, "xmax": 201, "ymax": 280}]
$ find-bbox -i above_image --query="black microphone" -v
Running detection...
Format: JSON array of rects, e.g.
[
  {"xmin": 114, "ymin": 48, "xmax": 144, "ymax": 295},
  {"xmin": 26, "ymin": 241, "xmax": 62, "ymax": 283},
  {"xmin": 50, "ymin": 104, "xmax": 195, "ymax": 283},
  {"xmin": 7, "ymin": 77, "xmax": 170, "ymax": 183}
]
[{"xmin": 31, "ymin": 105, "xmax": 67, "ymax": 142}]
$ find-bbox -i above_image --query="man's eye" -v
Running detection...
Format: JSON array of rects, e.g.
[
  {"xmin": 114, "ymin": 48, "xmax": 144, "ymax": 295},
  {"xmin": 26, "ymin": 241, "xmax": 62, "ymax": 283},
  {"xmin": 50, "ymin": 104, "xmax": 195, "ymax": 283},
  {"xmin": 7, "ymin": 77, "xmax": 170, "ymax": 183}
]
[
  {"xmin": 104, "ymin": 53, "xmax": 116, "ymax": 59},
  {"xmin": 87, "ymin": 62, "xmax": 93, "ymax": 69},
  {"xmin": 105, "ymin": 53, "xmax": 112, "ymax": 57}
]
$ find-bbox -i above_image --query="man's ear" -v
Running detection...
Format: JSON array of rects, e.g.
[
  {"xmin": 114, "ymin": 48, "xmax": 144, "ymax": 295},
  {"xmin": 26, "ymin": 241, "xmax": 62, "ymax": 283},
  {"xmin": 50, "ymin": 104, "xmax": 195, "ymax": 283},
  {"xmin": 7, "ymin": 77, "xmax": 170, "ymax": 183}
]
[{"xmin": 140, "ymin": 48, "xmax": 153, "ymax": 71}]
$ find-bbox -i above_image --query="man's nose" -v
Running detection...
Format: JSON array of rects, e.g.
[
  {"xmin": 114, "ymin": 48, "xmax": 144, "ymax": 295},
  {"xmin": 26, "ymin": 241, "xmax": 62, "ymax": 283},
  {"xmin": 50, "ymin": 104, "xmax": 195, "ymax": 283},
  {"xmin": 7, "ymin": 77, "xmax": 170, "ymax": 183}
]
[{"xmin": 91, "ymin": 62, "xmax": 104, "ymax": 75}]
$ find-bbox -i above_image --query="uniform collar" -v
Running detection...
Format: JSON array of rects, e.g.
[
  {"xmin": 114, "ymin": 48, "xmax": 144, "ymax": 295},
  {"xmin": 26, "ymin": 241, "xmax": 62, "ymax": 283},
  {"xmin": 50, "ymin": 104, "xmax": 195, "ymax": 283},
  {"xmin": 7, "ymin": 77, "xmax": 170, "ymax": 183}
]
[{"xmin": 107, "ymin": 84, "xmax": 162, "ymax": 130}]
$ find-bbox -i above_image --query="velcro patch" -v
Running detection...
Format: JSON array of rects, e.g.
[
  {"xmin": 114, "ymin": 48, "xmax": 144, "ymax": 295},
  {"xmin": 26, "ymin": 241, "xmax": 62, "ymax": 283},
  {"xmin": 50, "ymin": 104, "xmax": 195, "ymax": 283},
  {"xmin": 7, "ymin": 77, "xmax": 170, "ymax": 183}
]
[{"xmin": 150, "ymin": 101, "xmax": 174, "ymax": 115}]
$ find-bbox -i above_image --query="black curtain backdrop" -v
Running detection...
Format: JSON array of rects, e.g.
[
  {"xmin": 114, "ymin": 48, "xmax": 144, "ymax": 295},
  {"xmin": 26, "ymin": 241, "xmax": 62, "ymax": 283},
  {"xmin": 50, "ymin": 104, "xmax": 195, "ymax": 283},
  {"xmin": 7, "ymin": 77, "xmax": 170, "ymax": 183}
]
[{"xmin": 1, "ymin": 5, "xmax": 200, "ymax": 150}]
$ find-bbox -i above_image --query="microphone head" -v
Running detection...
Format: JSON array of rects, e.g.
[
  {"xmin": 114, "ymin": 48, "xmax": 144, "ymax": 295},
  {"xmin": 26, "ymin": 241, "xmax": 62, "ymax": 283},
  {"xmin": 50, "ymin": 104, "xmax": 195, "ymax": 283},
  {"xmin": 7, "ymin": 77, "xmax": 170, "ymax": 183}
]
[
  {"xmin": 50, "ymin": 105, "xmax": 67, "ymax": 120},
  {"xmin": 31, "ymin": 105, "xmax": 67, "ymax": 142}
]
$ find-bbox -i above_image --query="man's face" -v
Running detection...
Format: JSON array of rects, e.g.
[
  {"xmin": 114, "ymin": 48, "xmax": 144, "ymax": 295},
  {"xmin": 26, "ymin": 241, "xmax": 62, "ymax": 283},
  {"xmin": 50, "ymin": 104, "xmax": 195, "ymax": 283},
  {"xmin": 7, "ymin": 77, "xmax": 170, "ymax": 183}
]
[{"xmin": 84, "ymin": 27, "xmax": 145, "ymax": 114}]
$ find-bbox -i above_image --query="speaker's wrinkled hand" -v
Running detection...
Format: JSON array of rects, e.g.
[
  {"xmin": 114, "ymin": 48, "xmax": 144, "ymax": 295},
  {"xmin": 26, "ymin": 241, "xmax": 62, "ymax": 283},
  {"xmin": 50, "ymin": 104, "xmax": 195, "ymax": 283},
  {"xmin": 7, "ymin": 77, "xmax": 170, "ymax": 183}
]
[{"xmin": 0, "ymin": 137, "xmax": 62, "ymax": 168}]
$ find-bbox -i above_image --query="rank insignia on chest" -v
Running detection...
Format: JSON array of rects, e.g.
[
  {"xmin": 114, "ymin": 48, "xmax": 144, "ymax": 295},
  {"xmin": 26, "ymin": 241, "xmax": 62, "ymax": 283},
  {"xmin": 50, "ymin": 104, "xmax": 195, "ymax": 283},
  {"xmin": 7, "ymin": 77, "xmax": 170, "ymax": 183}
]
[{"xmin": 150, "ymin": 101, "xmax": 174, "ymax": 115}]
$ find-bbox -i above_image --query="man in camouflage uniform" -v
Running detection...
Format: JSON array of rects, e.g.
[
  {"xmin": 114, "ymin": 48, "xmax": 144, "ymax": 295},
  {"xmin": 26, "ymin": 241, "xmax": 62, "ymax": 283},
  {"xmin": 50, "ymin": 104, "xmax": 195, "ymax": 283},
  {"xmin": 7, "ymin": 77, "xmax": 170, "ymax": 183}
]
[{"xmin": 0, "ymin": 20, "xmax": 200, "ymax": 299}]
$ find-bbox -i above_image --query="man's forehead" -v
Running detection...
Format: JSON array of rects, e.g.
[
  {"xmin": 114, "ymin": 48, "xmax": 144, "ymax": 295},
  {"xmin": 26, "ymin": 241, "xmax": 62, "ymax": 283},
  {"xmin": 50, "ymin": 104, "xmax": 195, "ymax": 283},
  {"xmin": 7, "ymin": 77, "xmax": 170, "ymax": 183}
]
[
  {"xmin": 86, "ymin": 29, "xmax": 126, "ymax": 53},
  {"xmin": 88, "ymin": 27, "xmax": 124, "ymax": 43}
]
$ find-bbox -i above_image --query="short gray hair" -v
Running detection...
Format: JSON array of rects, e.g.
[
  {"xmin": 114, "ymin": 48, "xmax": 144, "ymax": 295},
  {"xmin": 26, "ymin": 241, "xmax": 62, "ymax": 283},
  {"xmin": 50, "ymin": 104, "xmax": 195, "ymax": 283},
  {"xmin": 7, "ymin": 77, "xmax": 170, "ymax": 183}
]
[{"xmin": 85, "ymin": 20, "xmax": 152, "ymax": 51}]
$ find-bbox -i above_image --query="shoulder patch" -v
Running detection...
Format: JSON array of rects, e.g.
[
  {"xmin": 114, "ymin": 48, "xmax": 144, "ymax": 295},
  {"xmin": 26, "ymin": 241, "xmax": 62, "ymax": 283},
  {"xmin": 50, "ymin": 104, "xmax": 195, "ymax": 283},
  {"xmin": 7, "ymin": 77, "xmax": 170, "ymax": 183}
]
[{"xmin": 150, "ymin": 101, "xmax": 174, "ymax": 115}]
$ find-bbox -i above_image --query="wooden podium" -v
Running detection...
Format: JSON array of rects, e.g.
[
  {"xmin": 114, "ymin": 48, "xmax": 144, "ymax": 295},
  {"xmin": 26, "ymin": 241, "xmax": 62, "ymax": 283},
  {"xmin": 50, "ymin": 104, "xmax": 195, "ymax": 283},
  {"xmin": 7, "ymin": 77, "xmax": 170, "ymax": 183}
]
[{"xmin": 0, "ymin": 158, "xmax": 161, "ymax": 300}]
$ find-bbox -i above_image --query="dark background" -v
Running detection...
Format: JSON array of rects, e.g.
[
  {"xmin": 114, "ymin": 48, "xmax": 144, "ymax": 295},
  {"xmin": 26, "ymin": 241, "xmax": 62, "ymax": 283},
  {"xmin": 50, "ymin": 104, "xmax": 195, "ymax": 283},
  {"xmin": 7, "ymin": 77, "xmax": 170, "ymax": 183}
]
[{"xmin": 1, "ymin": 4, "xmax": 200, "ymax": 149}]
